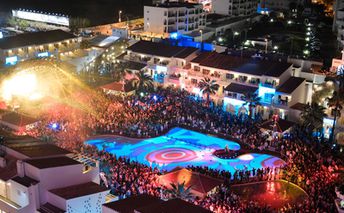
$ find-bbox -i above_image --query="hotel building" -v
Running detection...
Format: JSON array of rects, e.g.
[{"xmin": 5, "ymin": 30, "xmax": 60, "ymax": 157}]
[
  {"xmin": 212, "ymin": 0, "xmax": 258, "ymax": 17},
  {"xmin": 0, "ymin": 30, "xmax": 80, "ymax": 65},
  {"xmin": 122, "ymin": 41, "xmax": 326, "ymax": 122},
  {"xmin": 0, "ymin": 139, "xmax": 109, "ymax": 213},
  {"xmin": 144, "ymin": 2, "xmax": 206, "ymax": 35}
]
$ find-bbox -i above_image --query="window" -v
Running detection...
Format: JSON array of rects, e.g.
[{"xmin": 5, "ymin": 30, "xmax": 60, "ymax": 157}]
[
  {"xmin": 191, "ymin": 79, "xmax": 198, "ymax": 84},
  {"xmin": 194, "ymin": 66, "xmax": 200, "ymax": 71},
  {"xmin": 202, "ymin": 69, "xmax": 210, "ymax": 75},
  {"xmin": 226, "ymin": 73, "xmax": 234, "ymax": 79}
]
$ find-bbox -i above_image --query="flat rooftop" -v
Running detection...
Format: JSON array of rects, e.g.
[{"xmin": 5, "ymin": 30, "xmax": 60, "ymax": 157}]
[
  {"xmin": 0, "ymin": 30, "xmax": 76, "ymax": 50},
  {"xmin": 103, "ymin": 194, "xmax": 162, "ymax": 213},
  {"xmin": 11, "ymin": 175, "xmax": 39, "ymax": 187},
  {"xmin": 25, "ymin": 156, "xmax": 80, "ymax": 169},
  {"xmin": 49, "ymin": 182, "xmax": 108, "ymax": 200},
  {"xmin": 192, "ymin": 52, "xmax": 292, "ymax": 77},
  {"xmin": 224, "ymin": 83, "xmax": 258, "ymax": 94},
  {"xmin": 127, "ymin": 41, "xmax": 198, "ymax": 58},
  {"xmin": 277, "ymin": 77, "xmax": 305, "ymax": 94},
  {"xmin": 153, "ymin": 2, "xmax": 201, "ymax": 9},
  {"xmin": 0, "ymin": 112, "xmax": 38, "ymax": 127},
  {"xmin": 5, "ymin": 142, "xmax": 71, "ymax": 158},
  {"xmin": 137, "ymin": 198, "xmax": 212, "ymax": 213}
]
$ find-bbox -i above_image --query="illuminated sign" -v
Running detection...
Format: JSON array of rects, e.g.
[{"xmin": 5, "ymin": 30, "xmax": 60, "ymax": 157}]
[
  {"xmin": 5, "ymin": 56, "xmax": 18, "ymax": 65},
  {"xmin": 12, "ymin": 10, "xmax": 69, "ymax": 26},
  {"xmin": 37, "ymin": 52, "xmax": 50, "ymax": 58},
  {"xmin": 0, "ymin": 32, "xmax": 3, "ymax": 39}
]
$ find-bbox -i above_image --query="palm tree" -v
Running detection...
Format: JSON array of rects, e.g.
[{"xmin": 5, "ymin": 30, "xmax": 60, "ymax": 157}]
[
  {"xmin": 165, "ymin": 182, "xmax": 194, "ymax": 201},
  {"xmin": 300, "ymin": 103, "xmax": 326, "ymax": 137},
  {"xmin": 126, "ymin": 70, "xmax": 154, "ymax": 95},
  {"xmin": 113, "ymin": 63, "xmax": 132, "ymax": 82},
  {"xmin": 198, "ymin": 77, "xmax": 219, "ymax": 105},
  {"xmin": 326, "ymin": 91, "xmax": 344, "ymax": 143},
  {"xmin": 242, "ymin": 91, "xmax": 261, "ymax": 119}
]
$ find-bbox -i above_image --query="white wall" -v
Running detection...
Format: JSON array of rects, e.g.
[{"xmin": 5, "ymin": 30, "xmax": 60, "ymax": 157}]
[
  {"xmin": 212, "ymin": 0, "xmax": 230, "ymax": 15},
  {"xmin": 66, "ymin": 191, "xmax": 109, "ymax": 213},
  {"xmin": 7, "ymin": 181, "xmax": 29, "ymax": 208},
  {"xmin": 24, "ymin": 163, "xmax": 99, "ymax": 205},
  {"xmin": 144, "ymin": 6, "xmax": 167, "ymax": 34}
]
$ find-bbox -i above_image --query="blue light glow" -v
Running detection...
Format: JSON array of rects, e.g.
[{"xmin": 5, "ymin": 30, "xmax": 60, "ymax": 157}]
[
  {"xmin": 258, "ymin": 84, "xmax": 275, "ymax": 104},
  {"xmin": 85, "ymin": 128, "xmax": 285, "ymax": 173},
  {"xmin": 170, "ymin": 32, "xmax": 180, "ymax": 40},
  {"xmin": 37, "ymin": 52, "xmax": 50, "ymax": 58},
  {"xmin": 5, "ymin": 56, "xmax": 18, "ymax": 65},
  {"xmin": 49, "ymin": 122, "xmax": 60, "ymax": 131}
]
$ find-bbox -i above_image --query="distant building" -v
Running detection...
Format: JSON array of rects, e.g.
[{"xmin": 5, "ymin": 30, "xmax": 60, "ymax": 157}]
[
  {"xmin": 12, "ymin": 9, "xmax": 69, "ymax": 27},
  {"xmin": 0, "ymin": 140, "xmax": 109, "ymax": 213},
  {"xmin": 144, "ymin": 2, "xmax": 206, "ymax": 36},
  {"xmin": 334, "ymin": 8, "xmax": 344, "ymax": 46},
  {"xmin": 258, "ymin": 0, "xmax": 305, "ymax": 12},
  {"xmin": 212, "ymin": 0, "xmax": 258, "ymax": 17},
  {"xmin": 0, "ymin": 30, "xmax": 80, "ymax": 65}
]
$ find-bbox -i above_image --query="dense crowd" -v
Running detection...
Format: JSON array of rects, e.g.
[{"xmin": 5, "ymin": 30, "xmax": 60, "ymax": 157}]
[{"xmin": 27, "ymin": 87, "xmax": 342, "ymax": 212}]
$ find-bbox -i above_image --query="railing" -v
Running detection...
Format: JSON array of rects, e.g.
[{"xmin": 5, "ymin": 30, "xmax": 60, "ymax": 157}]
[{"xmin": 273, "ymin": 99, "xmax": 289, "ymax": 107}]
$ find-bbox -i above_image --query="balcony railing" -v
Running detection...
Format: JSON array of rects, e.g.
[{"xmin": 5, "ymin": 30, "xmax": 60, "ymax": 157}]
[{"xmin": 273, "ymin": 99, "xmax": 289, "ymax": 106}]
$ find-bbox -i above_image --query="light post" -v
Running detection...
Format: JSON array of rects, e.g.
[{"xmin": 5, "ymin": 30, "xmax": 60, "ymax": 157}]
[
  {"xmin": 264, "ymin": 38, "xmax": 268, "ymax": 53},
  {"xmin": 118, "ymin": 10, "xmax": 122, "ymax": 23},
  {"xmin": 199, "ymin": 29, "xmax": 203, "ymax": 42},
  {"xmin": 199, "ymin": 30, "xmax": 203, "ymax": 50},
  {"xmin": 232, "ymin": 31, "xmax": 239, "ymax": 48}
]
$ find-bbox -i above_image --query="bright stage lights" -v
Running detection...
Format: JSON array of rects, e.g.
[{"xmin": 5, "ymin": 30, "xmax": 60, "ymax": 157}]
[{"xmin": 1, "ymin": 72, "xmax": 39, "ymax": 101}]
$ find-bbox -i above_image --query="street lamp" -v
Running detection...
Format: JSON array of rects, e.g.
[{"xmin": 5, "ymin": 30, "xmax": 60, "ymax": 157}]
[
  {"xmin": 199, "ymin": 30, "xmax": 203, "ymax": 42},
  {"xmin": 233, "ymin": 31, "xmax": 239, "ymax": 45},
  {"xmin": 119, "ymin": 10, "xmax": 122, "ymax": 23},
  {"xmin": 264, "ymin": 38, "xmax": 268, "ymax": 53}
]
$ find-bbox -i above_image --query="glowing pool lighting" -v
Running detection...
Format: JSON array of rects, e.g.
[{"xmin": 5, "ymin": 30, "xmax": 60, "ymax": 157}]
[
  {"xmin": 238, "ymin": 154, "xmax": 254, "ymax": 161},
  {"xmin": 86, "ymin": 128, "xmax": 284, "ymax": 173}
]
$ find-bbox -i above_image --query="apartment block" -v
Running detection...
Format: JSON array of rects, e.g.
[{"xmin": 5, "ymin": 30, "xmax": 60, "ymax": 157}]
[
  {"xmin": 212, "ymin": 0, "xmax": 258, "ymax": 17},
  {"xmin": 144, "ymin": 2, "xmax": 206, "ymax": 35}
]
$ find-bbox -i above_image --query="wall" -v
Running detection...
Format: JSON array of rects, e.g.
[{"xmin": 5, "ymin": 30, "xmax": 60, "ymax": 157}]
[
  {"xmin": 212, "ymin": 0, "xmax": 230, "ymax": 15},
  {"xmin": 66, "ymin": 191, "xmax": 109, "ymax": 213},
  {"xmin": 289, "ymin": 80, "xmax": 306, "ymax": 106},
  {"xmin": 7, "ymin": 181, "xmax": 29, "ymax": 208},
  {"xmin": 24, "ymin": 163, "xmax": 99, "ymax": 205},
  {"xmin": 144, "ymin": 6, "xmax": 166, "ymax": 34}
]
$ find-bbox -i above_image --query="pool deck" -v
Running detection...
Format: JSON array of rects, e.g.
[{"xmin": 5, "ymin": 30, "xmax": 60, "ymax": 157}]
[{"xmin": 85, "ymin": 127, "xmax": 286, "ymax": 174}]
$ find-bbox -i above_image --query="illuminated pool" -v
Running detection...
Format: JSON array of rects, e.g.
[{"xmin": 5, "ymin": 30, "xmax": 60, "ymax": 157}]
[{"xmin": 85, "ymin": 127, "xmax": 285, "ymax": 173}]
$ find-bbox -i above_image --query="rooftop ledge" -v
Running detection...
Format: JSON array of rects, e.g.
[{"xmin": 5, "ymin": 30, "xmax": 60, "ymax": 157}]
[{"xmin": 0, "ymin": 195, "xmax": 22, "ymax": 210}]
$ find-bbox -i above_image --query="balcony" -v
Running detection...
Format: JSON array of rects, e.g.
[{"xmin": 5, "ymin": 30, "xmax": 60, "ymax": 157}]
[{"xmin": 273, "ymin": 98, "xmax": 289, "ymax": 107}]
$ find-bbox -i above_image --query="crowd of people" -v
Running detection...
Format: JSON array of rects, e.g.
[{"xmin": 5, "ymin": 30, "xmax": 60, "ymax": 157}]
[{"xmin": 27, "ymin": 87, "xmax": 343, "ymax": 212}]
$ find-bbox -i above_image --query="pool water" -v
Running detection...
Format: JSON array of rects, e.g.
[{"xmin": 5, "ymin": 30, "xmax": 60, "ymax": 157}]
[{"xmin": 85, "ymin": 127, "xmax": 285, "ymax": 173}]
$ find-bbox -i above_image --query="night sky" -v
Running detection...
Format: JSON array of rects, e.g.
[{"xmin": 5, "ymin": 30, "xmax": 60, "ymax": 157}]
[{"xmin": 0, "ymin": 0, "xmax": 152, "ymax": 25}]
